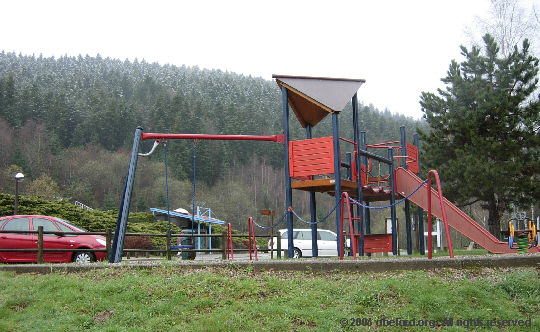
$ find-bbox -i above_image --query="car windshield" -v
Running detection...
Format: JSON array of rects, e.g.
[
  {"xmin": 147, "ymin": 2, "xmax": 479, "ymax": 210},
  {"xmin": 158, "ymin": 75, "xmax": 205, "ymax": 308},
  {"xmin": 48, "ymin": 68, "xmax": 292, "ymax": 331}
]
[{"xmin": 55, "ymin": 218, "xmax": 87, "ymax": 232}]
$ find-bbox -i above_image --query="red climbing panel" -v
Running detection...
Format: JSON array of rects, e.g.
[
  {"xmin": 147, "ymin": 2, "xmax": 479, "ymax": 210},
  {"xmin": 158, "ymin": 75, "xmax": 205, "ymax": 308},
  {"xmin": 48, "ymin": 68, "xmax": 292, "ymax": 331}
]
[
  {"xmin": 406, "ymin": 143, "xmax": 419, "ymax": 174},
  {"xmin": 289, "ymin": 136, "xmax": 334, "ymax": 178},
  {"xmin": 363, "ymin": 234, "xmax": 393, "ymax": 253}
]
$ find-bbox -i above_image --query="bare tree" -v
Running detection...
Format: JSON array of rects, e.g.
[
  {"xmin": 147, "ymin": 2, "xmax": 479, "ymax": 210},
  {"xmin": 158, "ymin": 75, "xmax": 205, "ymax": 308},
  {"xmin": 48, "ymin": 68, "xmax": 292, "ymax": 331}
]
[{"xmin": 466, "ymin": 0, "xmax": 540, "ymax": 56}]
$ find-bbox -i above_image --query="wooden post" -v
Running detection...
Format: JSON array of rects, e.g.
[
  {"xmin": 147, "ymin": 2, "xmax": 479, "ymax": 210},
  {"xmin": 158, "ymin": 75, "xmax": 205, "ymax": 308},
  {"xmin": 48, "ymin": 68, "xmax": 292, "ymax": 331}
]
[
  {"xmin": 166, "ymin": 234, "xmax": 171, "ymax": 260},
  {"xmin": 37, "ymin": 226, "xmax": 43, "ymax": 264},
  {"xmin": 277, "ymin": 233, "xmax": 281, "ymax": 259},
  {"xmin": 222, "ymin": 232, "xmax": 227, "ymax": 260},
  {"xmin": 106, "ymin": 229, "xmax": 112, "ymax": 261}
]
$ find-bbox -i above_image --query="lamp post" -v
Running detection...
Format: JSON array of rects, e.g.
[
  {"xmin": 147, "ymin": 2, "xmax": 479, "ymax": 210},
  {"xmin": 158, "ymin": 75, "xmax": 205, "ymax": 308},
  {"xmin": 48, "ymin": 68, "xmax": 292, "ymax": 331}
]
[{"xmin": 14, "ymin": 172, "xmax": 24, "ymax": 215}]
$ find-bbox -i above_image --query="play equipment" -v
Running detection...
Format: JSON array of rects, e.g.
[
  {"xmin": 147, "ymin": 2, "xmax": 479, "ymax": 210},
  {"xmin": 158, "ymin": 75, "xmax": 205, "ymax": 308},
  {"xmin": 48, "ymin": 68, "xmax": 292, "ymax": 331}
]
[
  {"xmin": 110, "ymin": 130, "xmax": 285, "ymax": 263},
  {"xmin": 508, "ymin": 215, "xmax": 538, "ymax": 253},
  {"xmin": 111, "ymin": 74, "xmax": 539, "ymax": 263}
]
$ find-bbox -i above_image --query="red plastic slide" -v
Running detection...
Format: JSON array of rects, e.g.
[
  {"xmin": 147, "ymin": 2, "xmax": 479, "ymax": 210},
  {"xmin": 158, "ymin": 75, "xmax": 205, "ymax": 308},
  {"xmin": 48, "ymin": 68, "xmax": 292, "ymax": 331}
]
[{"xmin": 394, "ymin": 167, "xmax": 539, "ymax": 254}]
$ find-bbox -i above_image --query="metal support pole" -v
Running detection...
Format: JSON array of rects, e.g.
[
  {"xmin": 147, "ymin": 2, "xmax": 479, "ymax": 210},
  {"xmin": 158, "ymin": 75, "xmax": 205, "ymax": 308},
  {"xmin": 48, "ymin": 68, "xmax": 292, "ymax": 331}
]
[
  {"xmin": 306, "ymin": 124, "xmax": 318, "ymax": 257},
  {"xmin": 388, "ymin": 148, "xmax": 397, "ymax": 255},
  {"xmin": 110, "ymin": 126, "xmax": 143, "ymax": 263},
  {"xmin": 414, "ymin": 133, "xmax": 425, "ymax": 255},
  {"xmin": 197, "ymin": 206, "xmax": 201, "ymax": 250},
  {"xmin": 401, "ymin": 126, "xmax": 412, "ymax": 255},
  {"xmin": 361, "ymin": 132, "xmax": 371, "ymax": 244},
  {"xmin": 14, "ymin": 181, "xmax": 19, "ymax": 215},
  {"xmin": 353, "ymin": 94, "xmax": 364, "ymax": 256},
  {"xmin": 282, "ymin": 87, "xmax": 294, "ymax": 259},
  {"xmin": 332, "ymin": 112, "xmax": 343, "ymax": 251}
]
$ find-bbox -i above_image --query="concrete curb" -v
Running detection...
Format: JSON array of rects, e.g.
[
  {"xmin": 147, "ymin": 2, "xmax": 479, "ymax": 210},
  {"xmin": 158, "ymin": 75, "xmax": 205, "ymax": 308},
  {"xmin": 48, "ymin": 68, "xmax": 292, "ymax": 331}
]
[{"xmin": 1, "ymin": 254, "xmax": 539, "ymax": 274}]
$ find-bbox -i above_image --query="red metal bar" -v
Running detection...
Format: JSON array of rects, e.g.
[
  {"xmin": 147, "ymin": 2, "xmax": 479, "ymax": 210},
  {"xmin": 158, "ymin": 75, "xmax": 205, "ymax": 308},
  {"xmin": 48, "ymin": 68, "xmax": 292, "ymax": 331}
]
[
  {"xmin": 340, "ymin": 192, "xmax": 359, "ymax": 260},
  {"xmin": 427, "ymin": 170, "xmax": 454, "ymax": 259},
  {"xmin": 141, "ymin": 132, "xmax": 285, "ymax": 143},
  {"xmin": 247, "ymin": 217, "xmax": 258, "ymax": 261},
  {"xmin": 366, "ymin": 140, "xmax": 400, "ymax": 148},
  {"xmin": 339, "ymin": 137, "xmax": 357, "ymax": 146},
  {"xmin": 227, "ymin": 223, "xmax": 234, "ymax": 260}
]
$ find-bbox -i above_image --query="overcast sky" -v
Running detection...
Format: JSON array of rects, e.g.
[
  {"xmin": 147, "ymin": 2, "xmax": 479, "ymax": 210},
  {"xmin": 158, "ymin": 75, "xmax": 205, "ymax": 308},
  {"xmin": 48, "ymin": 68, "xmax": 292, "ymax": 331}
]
[{"xmin": 3, "ymin": 0, "xmax": 531, "ymax": 119}]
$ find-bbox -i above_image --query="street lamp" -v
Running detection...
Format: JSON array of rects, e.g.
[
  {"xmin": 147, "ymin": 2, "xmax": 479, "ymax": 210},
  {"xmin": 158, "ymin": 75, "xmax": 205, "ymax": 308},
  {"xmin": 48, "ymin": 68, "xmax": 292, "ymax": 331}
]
[{"xmin": 14, "ymin": 172, "xmax": 24, "ymax": 215}]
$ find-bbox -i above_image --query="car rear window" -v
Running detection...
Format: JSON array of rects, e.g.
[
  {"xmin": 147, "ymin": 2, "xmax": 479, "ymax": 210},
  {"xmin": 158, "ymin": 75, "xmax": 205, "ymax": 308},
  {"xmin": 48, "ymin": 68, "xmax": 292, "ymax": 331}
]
[
  {"xmin": 1, "ymin": 217, "xmax": 30, "ymax": 234},
  {"xmin": 319, "ymin": 231, "xmax": 336, "ymax": 241}
]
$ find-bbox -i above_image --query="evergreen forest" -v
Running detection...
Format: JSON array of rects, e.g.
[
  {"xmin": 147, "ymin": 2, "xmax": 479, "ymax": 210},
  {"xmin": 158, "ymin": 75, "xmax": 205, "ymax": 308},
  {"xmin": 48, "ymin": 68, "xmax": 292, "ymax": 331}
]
[{"xmin": 0, "ymin": 51, "xmax": 427, "ymax": 233}]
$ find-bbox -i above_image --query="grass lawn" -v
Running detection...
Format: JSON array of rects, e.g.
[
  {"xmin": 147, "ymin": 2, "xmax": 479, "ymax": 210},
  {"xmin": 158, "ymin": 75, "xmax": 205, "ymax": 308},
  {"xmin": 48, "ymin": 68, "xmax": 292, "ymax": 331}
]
[{"xmin": 0, "ymin": 263, "xmax": 538, "ymax": 331}]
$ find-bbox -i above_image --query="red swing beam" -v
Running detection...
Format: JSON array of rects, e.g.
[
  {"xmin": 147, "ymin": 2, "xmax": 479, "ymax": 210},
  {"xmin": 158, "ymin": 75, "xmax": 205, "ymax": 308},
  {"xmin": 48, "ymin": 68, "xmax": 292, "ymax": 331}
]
[{"xmin": 141, "ymin": 132, "xmax": 285, "ymax": 143}]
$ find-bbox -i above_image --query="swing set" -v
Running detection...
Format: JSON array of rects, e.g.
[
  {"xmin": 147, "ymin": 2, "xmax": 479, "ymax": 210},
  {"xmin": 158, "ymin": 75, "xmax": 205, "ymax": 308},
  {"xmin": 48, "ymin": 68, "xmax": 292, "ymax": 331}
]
[{"xmin": 109, "ymin": 130, "xmax": 285, "ymax": 262}]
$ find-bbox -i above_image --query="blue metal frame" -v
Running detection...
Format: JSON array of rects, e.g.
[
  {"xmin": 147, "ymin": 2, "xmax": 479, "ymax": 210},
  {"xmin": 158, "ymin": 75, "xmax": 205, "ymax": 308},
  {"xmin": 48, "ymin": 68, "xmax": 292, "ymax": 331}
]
[
  {"xmin": 401, "ymin": 126, "xmax": 413, "ymax": 255},
  {"xmin": 414, "ymin": 133, "xmax": 425, "ymax": 255},
  {"xmin": 388, "ymin": 148, "xmax": 397, "ymax": 255},
  {"xmin": 282, "ymin": 86, "xmax": 294, "ymax": 258},
  {"xmin": 332, "ymin": 112, "xmax": 342, "ymax": 251},
  {"xmin": 352, "ymin": 93, "xmax": 364, "ymax": 256},
  {"xmin": 361, "ymin": 131, "xmax": 371, "ymax": 243},
  {"xmin": 306, "ymin": 124, "xmax": 318, "ymax": 257},
  {"xmin": 110, "ymin": 127, "xmax": 143, "ymax": 263}
]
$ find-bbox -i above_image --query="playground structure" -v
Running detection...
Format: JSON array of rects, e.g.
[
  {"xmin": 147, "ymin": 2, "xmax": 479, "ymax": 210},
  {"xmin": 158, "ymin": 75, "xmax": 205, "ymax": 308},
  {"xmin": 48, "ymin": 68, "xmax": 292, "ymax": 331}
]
[
  {"xmin": 110, "ymin": 75, "xmax": 540, "ymax": 263},
  {"xmin": 508, "ymin": 213, "xmax": 538, "ymax": 253}
]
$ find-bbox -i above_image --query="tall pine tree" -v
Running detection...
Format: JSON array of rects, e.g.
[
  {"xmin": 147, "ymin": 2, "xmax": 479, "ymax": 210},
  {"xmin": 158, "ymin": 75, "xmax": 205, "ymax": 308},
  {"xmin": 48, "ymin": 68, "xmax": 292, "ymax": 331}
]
[{"xmin": 419, "ymin": 34, "xmax": 540, "ymax": 239}]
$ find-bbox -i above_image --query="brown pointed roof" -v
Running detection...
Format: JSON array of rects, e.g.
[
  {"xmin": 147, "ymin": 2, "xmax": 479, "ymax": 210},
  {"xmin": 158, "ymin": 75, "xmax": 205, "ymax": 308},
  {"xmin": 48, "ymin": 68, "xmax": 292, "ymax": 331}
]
[{"xmin": 273, "ymin": 74, "xmax": 365, "ymax": 128}]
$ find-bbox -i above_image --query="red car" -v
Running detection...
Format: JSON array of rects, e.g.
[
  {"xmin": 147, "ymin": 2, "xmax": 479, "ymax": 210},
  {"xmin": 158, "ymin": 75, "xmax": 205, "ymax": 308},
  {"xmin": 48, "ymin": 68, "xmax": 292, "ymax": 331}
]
[{"xmin": 0, "ymin": 215, "xmax": 107, "ymax": 263}]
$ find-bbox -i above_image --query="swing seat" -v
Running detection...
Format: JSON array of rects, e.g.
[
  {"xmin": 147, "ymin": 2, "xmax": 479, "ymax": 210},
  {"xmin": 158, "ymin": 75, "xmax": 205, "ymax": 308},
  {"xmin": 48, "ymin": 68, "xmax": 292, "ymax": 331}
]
[{"xmin": 169, "ymin": 245, "xmax": 195, "ymax": 250}]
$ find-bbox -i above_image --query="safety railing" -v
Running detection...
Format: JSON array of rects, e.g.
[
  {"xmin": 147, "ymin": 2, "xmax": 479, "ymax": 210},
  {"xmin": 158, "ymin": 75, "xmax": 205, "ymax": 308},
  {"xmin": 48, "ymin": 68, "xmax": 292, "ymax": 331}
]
[{"xmin": 426, "ymin": 170, "xmax": 454, "ymax": 259}]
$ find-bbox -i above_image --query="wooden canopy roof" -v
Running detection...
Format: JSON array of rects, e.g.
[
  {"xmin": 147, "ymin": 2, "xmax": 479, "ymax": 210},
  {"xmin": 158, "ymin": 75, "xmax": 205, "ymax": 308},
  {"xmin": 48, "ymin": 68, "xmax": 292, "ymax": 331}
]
[{"xmin": 273, "ymin": 74, "xmax": 365, "ymax": 128}]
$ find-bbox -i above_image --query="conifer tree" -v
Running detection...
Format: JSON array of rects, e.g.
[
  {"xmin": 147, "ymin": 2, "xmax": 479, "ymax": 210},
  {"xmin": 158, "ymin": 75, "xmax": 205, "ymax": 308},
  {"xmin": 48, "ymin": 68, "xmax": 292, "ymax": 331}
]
[{"xmin": 419, "ymin": 34, "xmax": 540, "ymax": 239}]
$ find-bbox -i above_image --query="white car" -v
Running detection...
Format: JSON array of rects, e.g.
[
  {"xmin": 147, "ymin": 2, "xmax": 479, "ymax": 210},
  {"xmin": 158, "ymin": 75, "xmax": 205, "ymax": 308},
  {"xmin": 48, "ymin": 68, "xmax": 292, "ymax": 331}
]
[{"xmin": 268, "ymin": 229, "xmax": 350, "ymax": 258}]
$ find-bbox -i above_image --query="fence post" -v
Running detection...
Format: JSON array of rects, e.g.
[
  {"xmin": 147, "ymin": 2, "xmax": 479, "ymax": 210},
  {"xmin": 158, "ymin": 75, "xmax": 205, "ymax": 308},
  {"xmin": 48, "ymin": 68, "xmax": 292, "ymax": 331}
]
[
  {"xmin": 166, "ymin": 235, "xmax": 171, "ymax": 260},
  {"xmin": 106, "ymin": 229, "xmax": 112, "ymax": 261},
  {"xmin": 37, "ymin": 226, "xmax": 44, "ymax": 264},
  {"xmin": 222, "ymin": 232, "xmax": 227, "ymax": 260},
  {"xmin": 277, "ymin": 234, "xmax": 281, "ymax": 259}
]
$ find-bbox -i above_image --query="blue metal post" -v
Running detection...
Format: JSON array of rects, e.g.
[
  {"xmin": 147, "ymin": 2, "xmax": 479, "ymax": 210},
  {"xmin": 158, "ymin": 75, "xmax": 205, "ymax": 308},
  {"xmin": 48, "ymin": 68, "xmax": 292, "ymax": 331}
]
[
  {"xmin": 282, "ymin": 86, "xmax": 294, "ymax": 258},
  {"xmin": 332, "ymin": 112, "xmax": 343, "ymax": 251},
  {"xmin": 401, "ymin": 126, "xmax": 412, "ymax": 255},
  {"xmin": 414, "ymin": 133, "xmax": 425, "ymax": 255},
  {"xmin": 208, "ymin": 208, "xmax": 212, "ymax": 253},
  {"xmin": 306, "ymin": 124, "xmax": 318, "ymax": 257},
  {"xmin": 352, "ymin": 94, "xmax": 364, "ymax": 256},
  {"xmin": 110, "ymin": 127, "xmax": 143, "ymax": 263},
  {"xmin": 361, "ymin": 131, "xmax": 371, "ymax": 237},
  {"xmin": 197, "ymin": 206, "xmax": 201, "ymax": 250},
  {"xmin": 388, "ymin": 148, "xmax": 397, "ymax": 256}
]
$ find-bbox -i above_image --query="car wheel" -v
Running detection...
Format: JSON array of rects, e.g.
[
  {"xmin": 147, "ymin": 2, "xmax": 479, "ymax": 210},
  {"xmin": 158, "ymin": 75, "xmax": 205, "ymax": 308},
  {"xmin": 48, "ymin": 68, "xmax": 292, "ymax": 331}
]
[
  {"xmin": 293, "ymin": 248, "xmax": 302, "ymax": 259},
  {"xmin": 73, "ymin": 251, "xmax": 95, "ymax": 263}
]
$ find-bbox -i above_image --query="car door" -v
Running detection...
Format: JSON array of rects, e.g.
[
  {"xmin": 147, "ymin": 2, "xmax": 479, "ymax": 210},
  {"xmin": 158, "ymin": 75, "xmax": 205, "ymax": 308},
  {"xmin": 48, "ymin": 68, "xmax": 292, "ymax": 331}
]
[
  {"xmin": 295, "ymin": 231, "xmax": 312, "ymax": 256},
  {"xmin": 317, "ymin": 230, "xmax": 338, "ymax": 256},
  {"xmin": 31, "ymin": 217, "xmax": 72, "ymax": 262},
  {"xmin": 0, "ymin": 217, "xmax": 36, "ymax": 262}
]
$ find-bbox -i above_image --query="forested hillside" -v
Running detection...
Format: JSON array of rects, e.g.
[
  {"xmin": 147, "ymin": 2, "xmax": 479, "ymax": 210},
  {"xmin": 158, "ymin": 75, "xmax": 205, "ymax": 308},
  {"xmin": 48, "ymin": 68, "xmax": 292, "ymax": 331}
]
[{"xmin": 0, "ymin": 51, "xmax": 427, "ymax": 231}]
